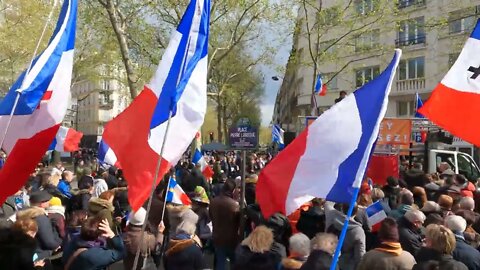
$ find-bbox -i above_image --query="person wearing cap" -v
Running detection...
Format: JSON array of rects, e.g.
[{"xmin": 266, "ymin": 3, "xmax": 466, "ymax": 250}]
[
  {"xmin": 123, "ymin": 208, "xmax": 165, "ymax": 270},
  {"xmin": 358, "ymin": 218, "xmax": 416, "ymax": 270},
  {"xmin": 191, "ymin": 186, "xmax": 212, "ymax": 245},
  {"xmin": 46, "ymin": 197, "xmax": 66, "ymax": 240},
  {"xmin": 445, "ymin": 215, "xmax": 480, "ymax": 270},
  {"xmin": 398, "ymin": 209, "xmax": 426, "ymax": 257},
  {"xmin": 17, "ymin": 190, "xmax": 62, "ymax": 261}
]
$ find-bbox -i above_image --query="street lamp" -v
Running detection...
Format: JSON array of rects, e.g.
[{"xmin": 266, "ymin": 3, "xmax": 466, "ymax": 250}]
[{"xmin": 271, "ymin": 76, "xmax": 283, "ymax": 81}]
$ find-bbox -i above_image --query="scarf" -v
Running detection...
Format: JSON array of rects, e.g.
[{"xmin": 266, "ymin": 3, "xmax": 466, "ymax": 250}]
[{"xmin": 375, "ymin": 242, "xmax": 403, "ymax": 256}]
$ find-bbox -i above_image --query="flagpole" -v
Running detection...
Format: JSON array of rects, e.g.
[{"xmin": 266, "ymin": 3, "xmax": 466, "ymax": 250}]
[
  {"xmin": 0, "ymin": 0, "xmax": 59, "ymax": 151},
  {"xmin": 132, "ymin": 111, "xmax": 173, "ymax": 270},
  {"xmin": 329, "ymin": 186, "xmax": 361, "ymax": 270}
]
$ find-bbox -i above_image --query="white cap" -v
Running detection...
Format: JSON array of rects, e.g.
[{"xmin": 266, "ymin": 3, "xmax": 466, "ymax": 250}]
[{"xmin": 128, "ymin": 207, "xmax": 147, "ymax": 226}]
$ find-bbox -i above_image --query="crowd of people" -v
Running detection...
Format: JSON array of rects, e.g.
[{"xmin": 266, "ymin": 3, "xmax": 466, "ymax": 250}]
[{"xmin": 1, "ymin": 149, "xmax": 480, "ymax": 270}]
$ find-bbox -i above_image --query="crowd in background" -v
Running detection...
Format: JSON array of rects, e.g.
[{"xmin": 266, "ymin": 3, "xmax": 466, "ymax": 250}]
[{"xmin": 0, "ymin": 149, "xmax": 480, "ymax": 270}]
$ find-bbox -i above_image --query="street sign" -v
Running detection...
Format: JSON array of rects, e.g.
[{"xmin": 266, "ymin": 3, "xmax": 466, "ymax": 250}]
[{"xmin": 229, "ymin": 123, "xmax": 258, "ymax": 149}]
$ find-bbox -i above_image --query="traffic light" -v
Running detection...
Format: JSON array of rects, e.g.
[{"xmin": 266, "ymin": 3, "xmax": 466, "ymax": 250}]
[{"xmin": 209, "ymin": 132, "xmax": 214, "ymax": 142}]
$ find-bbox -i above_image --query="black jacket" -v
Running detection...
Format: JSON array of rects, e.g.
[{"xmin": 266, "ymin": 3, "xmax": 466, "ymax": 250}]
[
  {"xmin": 245, "ymin": 183, "xmax": 256, "ymax": 206},
  {"xmin": 414, "ymin": 248, "xmax": 468, "ymax": 270},
  {"xmin": 78, "ymin": 175, "xmax": 94, "ymax": 190},
  {"xmin": 0, "ymin": 228, "xmax": 39, "ymax": 270},
  {"xmin": 300, "ymin": 250, "xmax": 338, "ymax": 270},
  {"xmin": 71, "ymin": 190, "xmax": 92, "ymax": 211},
  {"xmin": 233, "ymin": 245, "xmax": 279, "ymax": 270},
  {"xmin": 398, "ymin": 216, "xmax": 423, "ymax": 257},
  {"xmin": 452, "ymin": 235, "xmax": 480, "ymax": 270},
  {"xmin": 164, "ymin": 234, "xmax": 205, "ymax": 270},
  {"xmin": 382, "ymin": 185, "xmax": 401, "ymax": 210},
  {"xmin": 296, "ymin": 206, "xmax": 325, "ymax": 239},
  {"xmin": 105, "ymin": 175, "xmax": 119, "ymax": 190}
]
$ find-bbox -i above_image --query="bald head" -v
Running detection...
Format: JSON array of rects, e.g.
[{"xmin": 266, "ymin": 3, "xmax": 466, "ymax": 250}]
[{"xmin": 62, "ymin": 170, "xmax": 74, "ymax": 183}]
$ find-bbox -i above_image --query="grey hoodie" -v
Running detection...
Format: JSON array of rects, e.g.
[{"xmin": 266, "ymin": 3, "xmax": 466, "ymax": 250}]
[{"xmin": 325, "ymin": 202, "xmax": 366, "ymax": 270}]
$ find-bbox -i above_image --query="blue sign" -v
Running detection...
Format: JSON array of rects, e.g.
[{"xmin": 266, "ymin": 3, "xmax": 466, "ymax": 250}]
[{"xmin": 229, "ymin": 125, "xmax": 258, "ymax": 149}]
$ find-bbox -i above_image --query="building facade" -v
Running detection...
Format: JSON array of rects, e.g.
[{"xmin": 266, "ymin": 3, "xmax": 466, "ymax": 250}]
[
  {"xmin": 274, "ymin": 0, "xmax": 480, "ymax": 133},
  {"xmin": 71, "ymin": 67, "xmax": 130, "ymax": 147}
]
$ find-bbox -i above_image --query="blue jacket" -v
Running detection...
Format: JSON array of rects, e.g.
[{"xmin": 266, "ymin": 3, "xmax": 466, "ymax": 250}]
[
  {"xmin": 62, "ymin": 235, "xmax": 125, "ymax": 270},
  {"xmin": 452, "ymin": 233, "xmax": 480, "ymax": 270},
  {"xmin": 57, "ymin": 180, "xmax": 71, "ymax": 198}
]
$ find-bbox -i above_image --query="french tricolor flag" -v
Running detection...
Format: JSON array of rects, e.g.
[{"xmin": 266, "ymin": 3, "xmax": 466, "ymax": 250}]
[
  {"xmin": 192, "ymin": 132, "xmax": 214, "ymax": 179},
  {"xmin": 102, "ymin": 0, "xmax": 209, "ymax": 211},
  {"xmin": 419, "ymin": 19, "xmax": 480, "ymax": 146},
  {"xmin": 0, "ymin": 0, "xmax": 77, "ymax": 204},
  {"xmin": 366, "ymin": 201, "xmax": 387, "ymax": 232},
  {"xmin": 97, "ymin": 140, "xmax": 120, "ymax": 168},
  {"xmin": 49, "ymin": 126, "xmax": 83, "ymax": 152},
  {"xmin": 315, "ymin": 74, "xmax": 327, "ymax": 96},
  {"xmin": 166, "ymin": 178, "xmax": 191, "ymax": 205},
  {"xmin": 257, "ymin": 50, "xmax": 401, "ymax": 217}
]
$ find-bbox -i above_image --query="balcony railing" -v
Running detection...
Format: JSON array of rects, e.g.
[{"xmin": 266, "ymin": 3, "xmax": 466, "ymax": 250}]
[
  {"xmin": 396, "ymin": 78, "xmax": 425, "ymax": 93},
  {"xmin": 395, "ymin": 35, "xmax": 426, "ymax": 47},
  {"xmin": 398, "ymin": 0, "xmax": 426, "ymax": 9},
  {"xmin": 99, "ymin": 100, "xmax": 114, "ymax": 110}
]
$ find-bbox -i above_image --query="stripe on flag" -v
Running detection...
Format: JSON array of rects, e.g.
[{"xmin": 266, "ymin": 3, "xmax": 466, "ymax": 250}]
[
  {"xmin": 49, "ymin": 126, "xmax": 83, "ymax": 152},
  {"xmin": 272, "ymin": 124, "xmax": 285, "ymax": 149},
  {"xmin": 366, "ymin": 201, "xmax": 387, "ymax": 232},
  {"xmin": 98, "ymin": 140, "xmax": 120, "ymax": 168}
]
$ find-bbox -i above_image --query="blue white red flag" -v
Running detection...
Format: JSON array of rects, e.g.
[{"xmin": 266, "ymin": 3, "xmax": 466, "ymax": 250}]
[
  {"xmin": 192, "ymin": 132, "xmax": 214, "ymax": 179},
  {"xmin": 415, "ymin": 93, "xmax": 424, "ymax": 118},
  {"xmin": 272, "ymin": 124, "xmax": 285, "ymax": 149},
  {"xmin": 102, "ymin": 0, "xmax": 210, "ymax": 211},
  {"xmin": 97, "ymin": 140, "xmax": 120, "ymax": 168},
  {"xmin": 49, "ymin": 126, "xmax": 83, "ymax": 152},
  {"xmin": 166, "ymin": 177, "xmax": 192, "ymax": 205},
  {"xmin": 314, "ymin": 74, "xmax": 327, "ymax": 96},
  {"xmin": 419, "ymin": 19, "xmax": 480, "ymax": 146},
  {"xmin": 257, "ymin": 50, "xmax": 401, "ymax": 217},
  {"xmin": 366, "ymin": 201, "xmax": 387, "ymax": 232},
  {"xmin": 0, "ymin": 0, "xmax": 77, "ymax": 204}
]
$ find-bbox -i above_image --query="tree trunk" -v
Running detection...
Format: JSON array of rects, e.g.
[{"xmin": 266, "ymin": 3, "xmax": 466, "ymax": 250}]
[
  {"xmin": 102, "ymin": 0, "xmax": 138, "ymax": 99},
  {"xmin": 216, "ymin": 95, "xmax": 223, "ymax": 143}
]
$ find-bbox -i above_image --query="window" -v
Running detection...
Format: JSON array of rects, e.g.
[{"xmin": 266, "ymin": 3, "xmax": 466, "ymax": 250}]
[
  {"xmin": 355, "ymin": 30, "xmax": 380, "ymax": 52},
  {"xmin": 397, "ymin": 17, "xmax": 425, "ymax": 46},
  {"xmin": 102, "ymin": 80, "xmax": 110, "ymax": 91},
  {"xmin": 448, "ymin": 53, "xmax": 459, "ymax": 68},
  {"xmin": 458, "ymin": 153, "xmax": 480, "ymax": 181},
  {"xmin": 397, "ymin": 101, "xmax": 415, "ymax": 116},
  {"xmin": 355, "ymin": 66, "xmax": 380, "ymax": 87},
  {"xmin": 319, "ymin": 40, "xmax": 336, "ymax": 54},
  {"xmin": 449, "ymin": 7, "xmax": 479, "ymax": 34},
  {"xmin": 355, "ymin": 0, "xmax": 376, "ymax": 15},
  {"xmin": 316, "ymin": 6, "xmax": 341, "ymax": 27},
  {"xmin": 398, "ymin": 0, "xmax": 425, "ymax": 9},
  {"xmin": 399, "ymin": 57, "xmax": 425, "ymax": 80}
]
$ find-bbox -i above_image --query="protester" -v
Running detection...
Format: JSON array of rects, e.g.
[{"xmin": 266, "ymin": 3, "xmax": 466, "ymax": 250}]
[
  {"xmin": 445, "ymin": 215, "xmax": 480, "ymax": 270},
  {"xmin": 383, "ymin": 176, "xmax": 401, "ymax": 210},
  {"xmin": 45, "ymin": 196, "xmax": 66, "ymax": 239},
  {"xmin": 88, "ymin": 190, "xmax": 115, "ymax": 231},
  {"xmin": 300, "ymin": 233, "xmax": 338, "ymax": 270},
  {"xmin": 296, "ymin": 198, "xmax": 325, "ymax": 239},
  {"xmin": 64, "ymin": 210, "xmax": 88, "ymax": 247},
  {"xmin": 233, "ymin": 225, "xmax": 278, "ymax": 270},
  {"xmin": 40, "ymin": 168, "xmax": 66, "ymax": 202},
  {"xmin": 70, "ymin": 181, "xmax": 93, "ymax": 211},
  {"xmin": 166, "ymin": 202, "xmax": 199, "ymax": 239},
  {"xmin": 210, "ymin": 179, "xmax": 240, "ymax": 270},
  {"xmin": 0, "ymin": 196, "xmax": 17, "ymax": 228},
  {"xmin": 389, "ymin": 190, "xmax": 414, "ymax": 220},
  {"xmin": 358, "ymin": 218, "xmax": 416, "ymax": 270},
  {"xmin": 326, "ymin": 202, "xmax": 365, "ymax": 270},
  {"xmin": 164, "ymin": 221, "xmax": 206, "ymax": 270},
  {"xmin": 438, "ymin": 194, "xmax": 454, "ymax": 218},
  {"xmin": 398, "ymin": 209, "xmax": 425, "ymax": 257},
  {"xmin": 77, "ymin": 167, "xmax": 94, "ymax": 190},
  {"xmin": 93, "ymin": 168, "xmax": 109, "ymax": 198},
  {"xmin": 123, "ymin": 208, "xmax": 165, "ymax": 270},
  {"xmin": 191, "ymin": 186, "xmax": 212, "ymax": 245},
  {"xmin": 0, "ymin": 217, "xmax": 45, "ymax": 270},
  {"xmin": 62, "ymin": 218, "xmax": 125, "ymax": 270},
  {"xmin": 105, "ymin": 166, "xmax": 119, "ymax": 190},
  {"xmin": 58, "ymin": 170, "xmax": 74, "ymax": 199},
  {"xmin": 245, "ymin": 174, "xmax": 258, "ymax": 206},
  {"xmin": 17, "ymin": 190, "xmax": 62, "ymax": 262},
  {"xmin": 414, "ymin": 224, "xmax": 468, "ymax": 270},
  {"xmin": 281, "ymin": 233, "xmax": 310, "ymax": 270}
]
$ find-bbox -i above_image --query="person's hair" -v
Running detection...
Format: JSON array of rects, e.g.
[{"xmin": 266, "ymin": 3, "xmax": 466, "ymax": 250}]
[
  {"xmin": 289, "ymin": 233, "xmax": 310, "ymax": 257},
  {"xmin": 371, "ymin": 188, "xmax": 385, "ymax": 202},
  {"xmin": 311, "ymin": 233, "xmax": 338, "ymax": 255},
  {"xmin": 339, "ymin": 91, "xmax": 347, "ymax": 95},
  {"xmin": 99, "ymin": 190, "xmax": 115, "ymax": 201},
  {"xmin": 12, "ymin": 218, "xmax": 38, "ymax": 235},
  {"xmin": 425, "ymin": 224, "xmax": 456, "ymax": 255},
  {"xmin": 241, "ymin": 225, "xmax": 274, "ymax": 253},
  {"xmin": 62, "ymin": 170, "xmax": 73, "ymax": 179},
  {"xmin": 404, "ymin": 209, "xmax": 426, "ymax": 224},
  {"xmin": 400, "ymin": 191, "xmax": 414, "ymax": 206},
  {"xmin": 338, "ymin": 203, "xmax": 358, "ymax": 216},
  {"xmin": 176, "ymin": 221, "xmax": 197, "ymax": 236},
  {"xmin": 454, "ymin": 174, "xmax": 467, "ymax": 185},
  {"xmin": 459, "ymin": 197, "xmax": 475, "ymax": 211},
  {"xmin": 412, "ymin": 186, "xmax": 427, "ymax": 208},
  {"xmin": 80, "ymin": 217, "xmax": 102, "ymax": 241},
  {"xmin": 357, "ymin": 193, "xmax": 373, "ymax": 207},
  {"xmin": 445, "ymin": 215, "xmax": 467, "ymax": 233},
  {"xmin": 438, "ymin": 195, "xmax": 453, "ymax": 211},
  {"xmin": 378, "ymin": 218, "xmax": 399, "ymax": 242},
  {"xmin": 222, "ymin": 179, "xmax": 236, "ymax": 194},
  {"xmin": 311, "ymin": 198, "xmax": 324, "ymax": 207},
  {"xmin": 67, "ymin": 210, "xmax": 88, "ymax": 228}
]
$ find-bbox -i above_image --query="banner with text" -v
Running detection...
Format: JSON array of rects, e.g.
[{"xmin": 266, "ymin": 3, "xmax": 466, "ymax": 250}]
[{"xmin": 377, "ymin": 118, "xmax": 412, "ymax": 145}]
